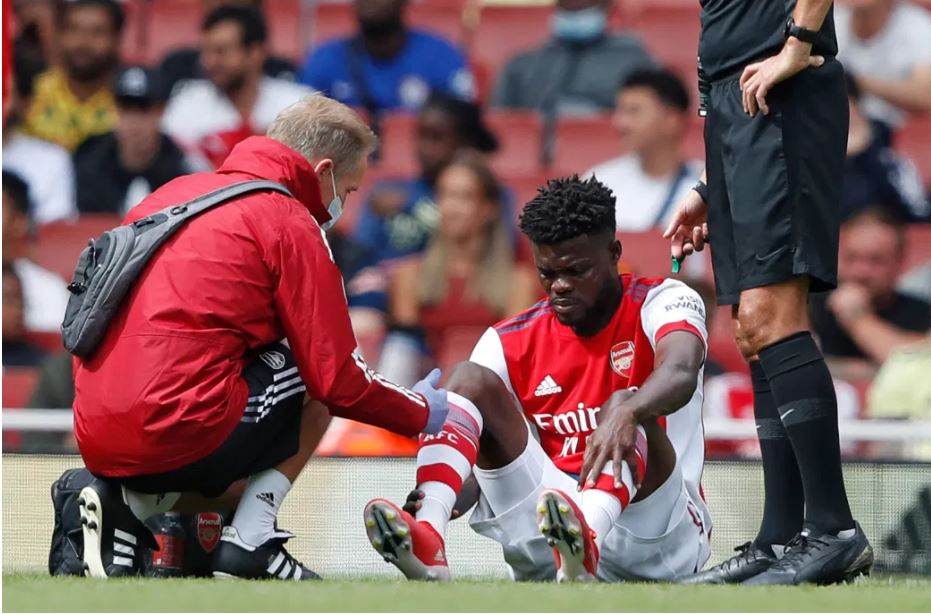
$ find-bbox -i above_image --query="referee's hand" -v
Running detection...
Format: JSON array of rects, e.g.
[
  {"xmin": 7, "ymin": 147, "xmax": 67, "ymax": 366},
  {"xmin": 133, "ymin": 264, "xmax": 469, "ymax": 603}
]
[
  {"xmin": 663, "ymin": 188, "xmax": 708, "ymax": 262},
  {"xmin": 740, "ymin": 38, "xmax": 825, "ymax": 117}
]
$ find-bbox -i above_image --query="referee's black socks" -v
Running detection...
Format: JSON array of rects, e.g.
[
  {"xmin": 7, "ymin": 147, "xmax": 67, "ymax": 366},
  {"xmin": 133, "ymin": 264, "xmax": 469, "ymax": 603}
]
[
  {"xmin": 758, "ymin": 332, "xmax": 855, "ymax": 535},
  {"xmin": 750, "ymin": 360, "xmax": 804, "ymax": 554}
]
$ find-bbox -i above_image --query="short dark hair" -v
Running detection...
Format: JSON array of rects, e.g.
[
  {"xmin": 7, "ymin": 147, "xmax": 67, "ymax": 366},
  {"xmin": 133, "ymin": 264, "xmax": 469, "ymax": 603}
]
[
  {"xmin": 203, "ymin": 5, "xmax": 267, "ymax": 46},
  {"xmin": 620, "ymin": 68, "xmax": 690, "ymax": 112},
  {"xmin": 59, "ymin": 0, "xmax": 125, "ymax": 34},
  {"xmin": 2, "ymin": 171, "xmax": 32, "ymax": 216},
  {"xmin": 422, "ymin": 93, "xmax": 498, "ymax": 153},
  {"xmin": 519, "ymin": 175, "xmax": 616, "ymax": 244},
  {"xmin": 844, "ymin": 206, "xmax": 908, "ymax": 253}
]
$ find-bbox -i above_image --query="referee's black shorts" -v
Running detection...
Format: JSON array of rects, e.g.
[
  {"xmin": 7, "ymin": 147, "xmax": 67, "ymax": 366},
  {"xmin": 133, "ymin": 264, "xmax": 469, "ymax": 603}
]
[
  {"xmin": 704, "ymin": 58, "xmax": 848, "ymax": 305},
  {"xmin": 114, "ymin": 343, "xmax": 306, "ymax": 497}
]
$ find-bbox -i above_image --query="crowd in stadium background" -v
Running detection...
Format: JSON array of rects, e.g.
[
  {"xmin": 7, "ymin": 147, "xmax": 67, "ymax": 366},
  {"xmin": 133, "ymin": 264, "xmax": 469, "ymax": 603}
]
[{"xmin": 2, "ymin": 0, "xmax": 930, "ymax": 459}]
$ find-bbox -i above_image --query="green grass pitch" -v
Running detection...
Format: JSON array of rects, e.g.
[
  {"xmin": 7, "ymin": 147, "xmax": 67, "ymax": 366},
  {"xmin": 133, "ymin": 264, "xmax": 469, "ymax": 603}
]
[{"xmin": 4, "ymin": 573, "xmax": 931, "ymax": 612}]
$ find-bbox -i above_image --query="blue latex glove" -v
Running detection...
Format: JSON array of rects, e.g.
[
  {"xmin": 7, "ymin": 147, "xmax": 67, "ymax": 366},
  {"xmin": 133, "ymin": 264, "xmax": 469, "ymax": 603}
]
[{"xmin": 413, "ymin": 368, "xmax": 449, "ymax": 434}]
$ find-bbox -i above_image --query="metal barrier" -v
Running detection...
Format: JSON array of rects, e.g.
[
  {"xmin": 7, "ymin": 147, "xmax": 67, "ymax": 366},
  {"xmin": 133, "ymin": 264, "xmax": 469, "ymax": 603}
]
[{"xmin": 3, "ymin": 454, "xmax": 929, "ymax": 577}]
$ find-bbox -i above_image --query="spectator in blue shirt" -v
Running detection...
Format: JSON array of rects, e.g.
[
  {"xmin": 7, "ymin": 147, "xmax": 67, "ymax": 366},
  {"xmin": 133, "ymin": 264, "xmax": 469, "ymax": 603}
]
[{"xmin": 299, "ymin": 0, "xmax": 474, "ymax": 114}]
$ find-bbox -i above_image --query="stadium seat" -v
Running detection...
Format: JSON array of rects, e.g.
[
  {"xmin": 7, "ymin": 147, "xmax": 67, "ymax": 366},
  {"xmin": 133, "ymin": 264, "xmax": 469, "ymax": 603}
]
[
  {"xmin": 551, "ymin": 115, "xmax": 624, "ymax": 177},
  {"xmin": 502, "ymin": 172, "xmax": 550, "ymax": 219},
  {"xmin": 904, "ymin": 225, "xmax": 931, "ymax": 274},
  {"xmin": 684, "ymin": 115, "xmax": 706, "ymax": 161},
  {"xmin": 23, "ymin": 332, "xmax": 62, "ymax": 354},
  {"xmin": 485, "ymin": 111, "xmax": 545, "ymax": 175},
  {"xmin": 629, "ymin": 4, "xmax": 700, "ymax": 95},
  {"xmin": 128, "ymin": 0, "xmax": 302, "ymax": 64},
  {"xmin": 469, "ymin": 4, "xmax": 553, "ymax": 91},
  {"xmin": 376, "ymin": 113, "xmax": 419, "ymax": 176},
  {"xmin": 895, "ymin": 117, "xmax": 931, "ymax": 190},
  {"xmin": 33, "ymin": 215, "xmax": 122, "ymax": 282},
  {"xmin": 2, "ymin": 368, "xmax": 39, "ymax": 409},
  {"xmin": 309, "ymin": 1, "xmax": 466, "ymax": 50}
]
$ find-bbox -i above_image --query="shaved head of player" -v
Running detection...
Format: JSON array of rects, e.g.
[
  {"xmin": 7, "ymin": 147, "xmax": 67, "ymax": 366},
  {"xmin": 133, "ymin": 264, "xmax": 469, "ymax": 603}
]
[
  {"xmin": 362, "ymin": 175, "xmax": 712, "ymax": 583},
  {"xmin": 520, "ymin": 177, "xmax": 622, "ymax": 337}
]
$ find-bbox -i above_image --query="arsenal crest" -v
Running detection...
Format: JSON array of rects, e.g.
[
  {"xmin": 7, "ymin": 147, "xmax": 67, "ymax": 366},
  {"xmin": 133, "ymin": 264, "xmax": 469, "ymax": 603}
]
[
  {"xmin": 196, "ymin": 512, "xmax": 223, "ymax": 553},
  {"xmin": 610, "ymin": 341, "xmax": 635, "ymax": 377}
]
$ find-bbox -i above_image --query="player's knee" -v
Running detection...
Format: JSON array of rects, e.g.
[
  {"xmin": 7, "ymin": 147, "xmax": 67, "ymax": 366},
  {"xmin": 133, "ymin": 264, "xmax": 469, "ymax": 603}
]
[
  {"xmin": 445, "ymin": 362, "xmax": 501, "ymax": 418},
  {"xmin": 734, "ymin": 297, "xmax": 777, "ymax": 357}
]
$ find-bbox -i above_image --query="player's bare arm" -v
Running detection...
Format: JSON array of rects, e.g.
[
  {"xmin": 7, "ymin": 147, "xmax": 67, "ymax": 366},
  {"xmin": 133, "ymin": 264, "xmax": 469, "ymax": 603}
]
[{"xmin": 579, "ymin": 331, "xmax": 704, "ymax": 491}]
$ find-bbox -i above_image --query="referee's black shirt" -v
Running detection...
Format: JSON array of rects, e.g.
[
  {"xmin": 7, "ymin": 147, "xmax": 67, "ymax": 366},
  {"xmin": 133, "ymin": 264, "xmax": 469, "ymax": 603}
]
[{"xmin": 699, "ymin": 1, "xmax": 838, "ymax": 82}]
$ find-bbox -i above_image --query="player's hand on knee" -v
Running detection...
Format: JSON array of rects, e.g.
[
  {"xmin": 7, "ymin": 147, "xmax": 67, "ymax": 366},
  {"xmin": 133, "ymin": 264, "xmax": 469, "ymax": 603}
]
[
  {"xmin": 414, "ymin": 368, "xmax": 449, "ymax": 434},
  {"xmin": 579, "ymin": 389, "xmax": 642, "ymax": 491},
  {"xmin": 663, "ymin": 190, "xmax": 708, "ymax": 262}
]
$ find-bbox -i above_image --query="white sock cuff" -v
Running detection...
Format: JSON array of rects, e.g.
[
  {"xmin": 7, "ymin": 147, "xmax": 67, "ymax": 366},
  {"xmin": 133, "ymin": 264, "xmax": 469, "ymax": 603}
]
[
  {"xmin": 250, "ymin": 468, "xmax": 292, "ymax": 490},
  {"xmin": 447, "ymin": 391, "xmax": 483, "ymax": 433}
]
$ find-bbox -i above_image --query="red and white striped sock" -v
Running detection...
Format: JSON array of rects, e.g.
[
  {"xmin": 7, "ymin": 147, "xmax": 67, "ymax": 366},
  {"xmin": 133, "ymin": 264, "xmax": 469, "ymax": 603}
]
[
  {"xmin": 414, "ymin": 392, "xmax": 483, "ymax": 537},
  {"xmin": 580, "ymin": 425, "xmax": 648, "ymax": 549}
]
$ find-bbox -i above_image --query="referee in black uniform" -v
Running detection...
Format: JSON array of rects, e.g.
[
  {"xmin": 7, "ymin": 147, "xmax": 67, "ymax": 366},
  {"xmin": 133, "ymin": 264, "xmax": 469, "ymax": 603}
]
[{"xmin": 666, "ymin": 0, "xmax": 873, "ymax": 585}]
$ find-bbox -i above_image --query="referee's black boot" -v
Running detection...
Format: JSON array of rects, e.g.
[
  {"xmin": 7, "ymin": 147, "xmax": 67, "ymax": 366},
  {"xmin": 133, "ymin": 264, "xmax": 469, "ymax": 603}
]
[
  {"xmin": 678, "ymin": 541, "xmax": 776, "ymax": 584},
  {"xmin": 743, "ymin": 523, "xmax": 873, "ymax": 586},
  {"xmin": 78, "ymin": 479, "xmax": 156, "ymax": 578},
  {"xmin": 212, "ymin": 526, "xmax": 321, "ymax": 580}
]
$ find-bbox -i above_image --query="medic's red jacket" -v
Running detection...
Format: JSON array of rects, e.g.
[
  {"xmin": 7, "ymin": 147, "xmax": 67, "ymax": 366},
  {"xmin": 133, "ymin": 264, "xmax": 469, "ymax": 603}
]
[{"xmin": 74, "ymin": 137, "xmax": 428, "ymax": 477}]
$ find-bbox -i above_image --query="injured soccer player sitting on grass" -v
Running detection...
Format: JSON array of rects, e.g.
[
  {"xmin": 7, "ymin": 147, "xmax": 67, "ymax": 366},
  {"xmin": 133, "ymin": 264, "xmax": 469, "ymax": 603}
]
[{"xmin": 364, "ymin": 176, "xmax": 713, "ymax": 582}]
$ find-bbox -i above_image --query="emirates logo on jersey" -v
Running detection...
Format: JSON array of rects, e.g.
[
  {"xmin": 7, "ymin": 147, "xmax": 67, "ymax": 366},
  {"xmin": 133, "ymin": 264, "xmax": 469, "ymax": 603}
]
[{"xmin": 610, "ymin": 341, "xmax": 635, "ymax": 377}]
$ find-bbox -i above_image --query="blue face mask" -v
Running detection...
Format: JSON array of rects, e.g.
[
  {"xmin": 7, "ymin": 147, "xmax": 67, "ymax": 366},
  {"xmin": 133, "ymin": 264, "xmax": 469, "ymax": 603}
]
[
  {"xmin": 551, "ymin": 6, "xmax": 607, "ymax": 44},
  {"xmin": 321, "ymin": 168, "xmax": 342, "ymax": 231}
]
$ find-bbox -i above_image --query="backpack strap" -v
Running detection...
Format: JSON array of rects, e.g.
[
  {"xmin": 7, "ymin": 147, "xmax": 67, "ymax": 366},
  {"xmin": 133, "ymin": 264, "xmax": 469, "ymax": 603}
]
[{"xmin": 130, "ymin": 180, "xmax": 294, "ymax": 234}]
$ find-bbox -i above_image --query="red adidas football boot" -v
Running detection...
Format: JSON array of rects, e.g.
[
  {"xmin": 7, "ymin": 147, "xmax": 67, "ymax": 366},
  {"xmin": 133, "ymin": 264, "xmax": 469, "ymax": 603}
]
[
  {"xmin": 537, "ymin": 488, "xmax": 599, "ymax": 582},
  {"xmin": 363, "ymin": 498, "xmax": 450, "ymax": 581}
]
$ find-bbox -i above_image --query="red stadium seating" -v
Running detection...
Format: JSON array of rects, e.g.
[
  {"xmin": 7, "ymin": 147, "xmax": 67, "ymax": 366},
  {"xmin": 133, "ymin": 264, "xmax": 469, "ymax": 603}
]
[
  {"xmin": 2, "ymin": 368, "xmax": 39, "ymax": 409},
  {"xmin": 33, "ymin": 216, "xmax": 122, "ymax": 282},
  {"xmin": 503, "ymin": 172, "xmax": 550, "ymax": 219},
  {"xmin": 123, "ymin": 0, "xmax": 303, "ymax": 64},
  {"xmin": 551, "ymin": 115, "xmax": 624, "ymax": 176},
  {"xmin": 469, "ymin": 4, "xmax": 553, "ymax": 92},
  {"xmin": 309, "ymin": 1, "xmax": 466, "ymax": 49},
  {"xmin": 629, "ymin": 4, "xmax": 700, "ymax": 92},
  {"xmin": 485, "ymin": 111, "xmax": 544, "ymax": 175},
  {"xmin": 376, "ymin": 113, "xmax": 419, "ymax": 176},
  {"xmin": 903, "ymin": 225, "xmax": 931, "ymax": 274},
  {"xmin": 24, "ymin": 332, "xmax": 62, "ymax": 354},
  {"xmin": 895, "ymin": 117, "xmax": 931, "ymax": 190}
]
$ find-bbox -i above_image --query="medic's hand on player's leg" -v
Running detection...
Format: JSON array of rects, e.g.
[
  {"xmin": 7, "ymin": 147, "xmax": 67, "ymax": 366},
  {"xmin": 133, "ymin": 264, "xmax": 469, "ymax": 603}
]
[
  {"xmin": 578, "ymin": 389, "xmax": 642, "ymax": 491},
  {"xmin": 402, "ymin": 475, "xmax": 480, "ymax": 520},
  {"xmin": 414, "ymin": 368, "xmax": 449, "ymax": 434}
]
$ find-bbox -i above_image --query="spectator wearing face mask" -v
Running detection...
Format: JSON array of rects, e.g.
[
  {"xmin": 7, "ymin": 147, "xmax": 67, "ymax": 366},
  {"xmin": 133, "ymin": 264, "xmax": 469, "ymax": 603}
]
[
  {"xmin": 74, "ymin": 66, "xmax": 195, "ymax": 215},
  {"xmin": 492, "ymin": 0, "xmax": 655, "ymax": 117},
  {"xmin": 23, "ymin": 0, "xmax": 123, "ymax": 151},
  {"xmin": 299, "ymin": 0, "xmax": 474, "ymax": 114}
]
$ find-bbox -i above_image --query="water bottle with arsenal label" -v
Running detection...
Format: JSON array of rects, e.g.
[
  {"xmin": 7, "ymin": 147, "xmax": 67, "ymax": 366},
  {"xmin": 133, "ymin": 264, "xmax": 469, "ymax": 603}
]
[{"xmin": 150, "ymin": 512, "xmax": 185, "ymax": 577}]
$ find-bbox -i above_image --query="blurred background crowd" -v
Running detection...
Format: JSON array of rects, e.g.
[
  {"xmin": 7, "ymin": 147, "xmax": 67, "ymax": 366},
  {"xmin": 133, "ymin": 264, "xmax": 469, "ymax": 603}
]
[{"xmin": 2, "ymin": 0, "xmax": 930, "ymax": 460}]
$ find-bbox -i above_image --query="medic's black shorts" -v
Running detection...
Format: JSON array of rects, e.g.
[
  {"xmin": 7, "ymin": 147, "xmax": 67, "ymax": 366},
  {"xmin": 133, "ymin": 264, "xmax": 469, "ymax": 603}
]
[
  {"xmin": 114, "ymin": 343, "xmax": 305, "ymax": 497},
  {"xmin": 704, "ymin": 58, "xmax": 848, "ymax": 305}
]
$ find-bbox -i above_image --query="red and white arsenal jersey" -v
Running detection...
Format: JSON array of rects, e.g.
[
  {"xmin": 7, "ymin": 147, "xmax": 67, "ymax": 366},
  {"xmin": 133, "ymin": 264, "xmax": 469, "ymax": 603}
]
[{"xmin": 470, "ymin": 275, "xmax": 708, "ymax": 505}]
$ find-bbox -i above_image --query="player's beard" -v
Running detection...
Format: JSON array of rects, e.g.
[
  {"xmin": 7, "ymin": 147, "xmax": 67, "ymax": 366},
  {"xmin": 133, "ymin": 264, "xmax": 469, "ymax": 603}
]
[{"xmin": 570, "ymin": 280, "xmax": 623, "ymax": 338}]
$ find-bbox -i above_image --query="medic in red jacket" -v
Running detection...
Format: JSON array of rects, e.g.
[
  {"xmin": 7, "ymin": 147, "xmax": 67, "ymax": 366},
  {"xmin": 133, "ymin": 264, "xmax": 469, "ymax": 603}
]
[{"xmin": 74, "ymin": 137, "xmax": 431, "ymax": 477}]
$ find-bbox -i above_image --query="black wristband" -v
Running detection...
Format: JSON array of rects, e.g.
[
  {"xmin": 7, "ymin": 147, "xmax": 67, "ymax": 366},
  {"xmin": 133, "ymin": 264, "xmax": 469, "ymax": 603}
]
[{"xmin": 692, "ymin": 180, "xmax": 708, "ymax": 203}]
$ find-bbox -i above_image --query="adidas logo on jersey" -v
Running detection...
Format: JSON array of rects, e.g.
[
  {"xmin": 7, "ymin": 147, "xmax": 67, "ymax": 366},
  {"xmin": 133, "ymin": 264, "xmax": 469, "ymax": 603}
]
[{"xmin": 534, "ymin": 375, "xmax": 562, "ymax": 397}]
